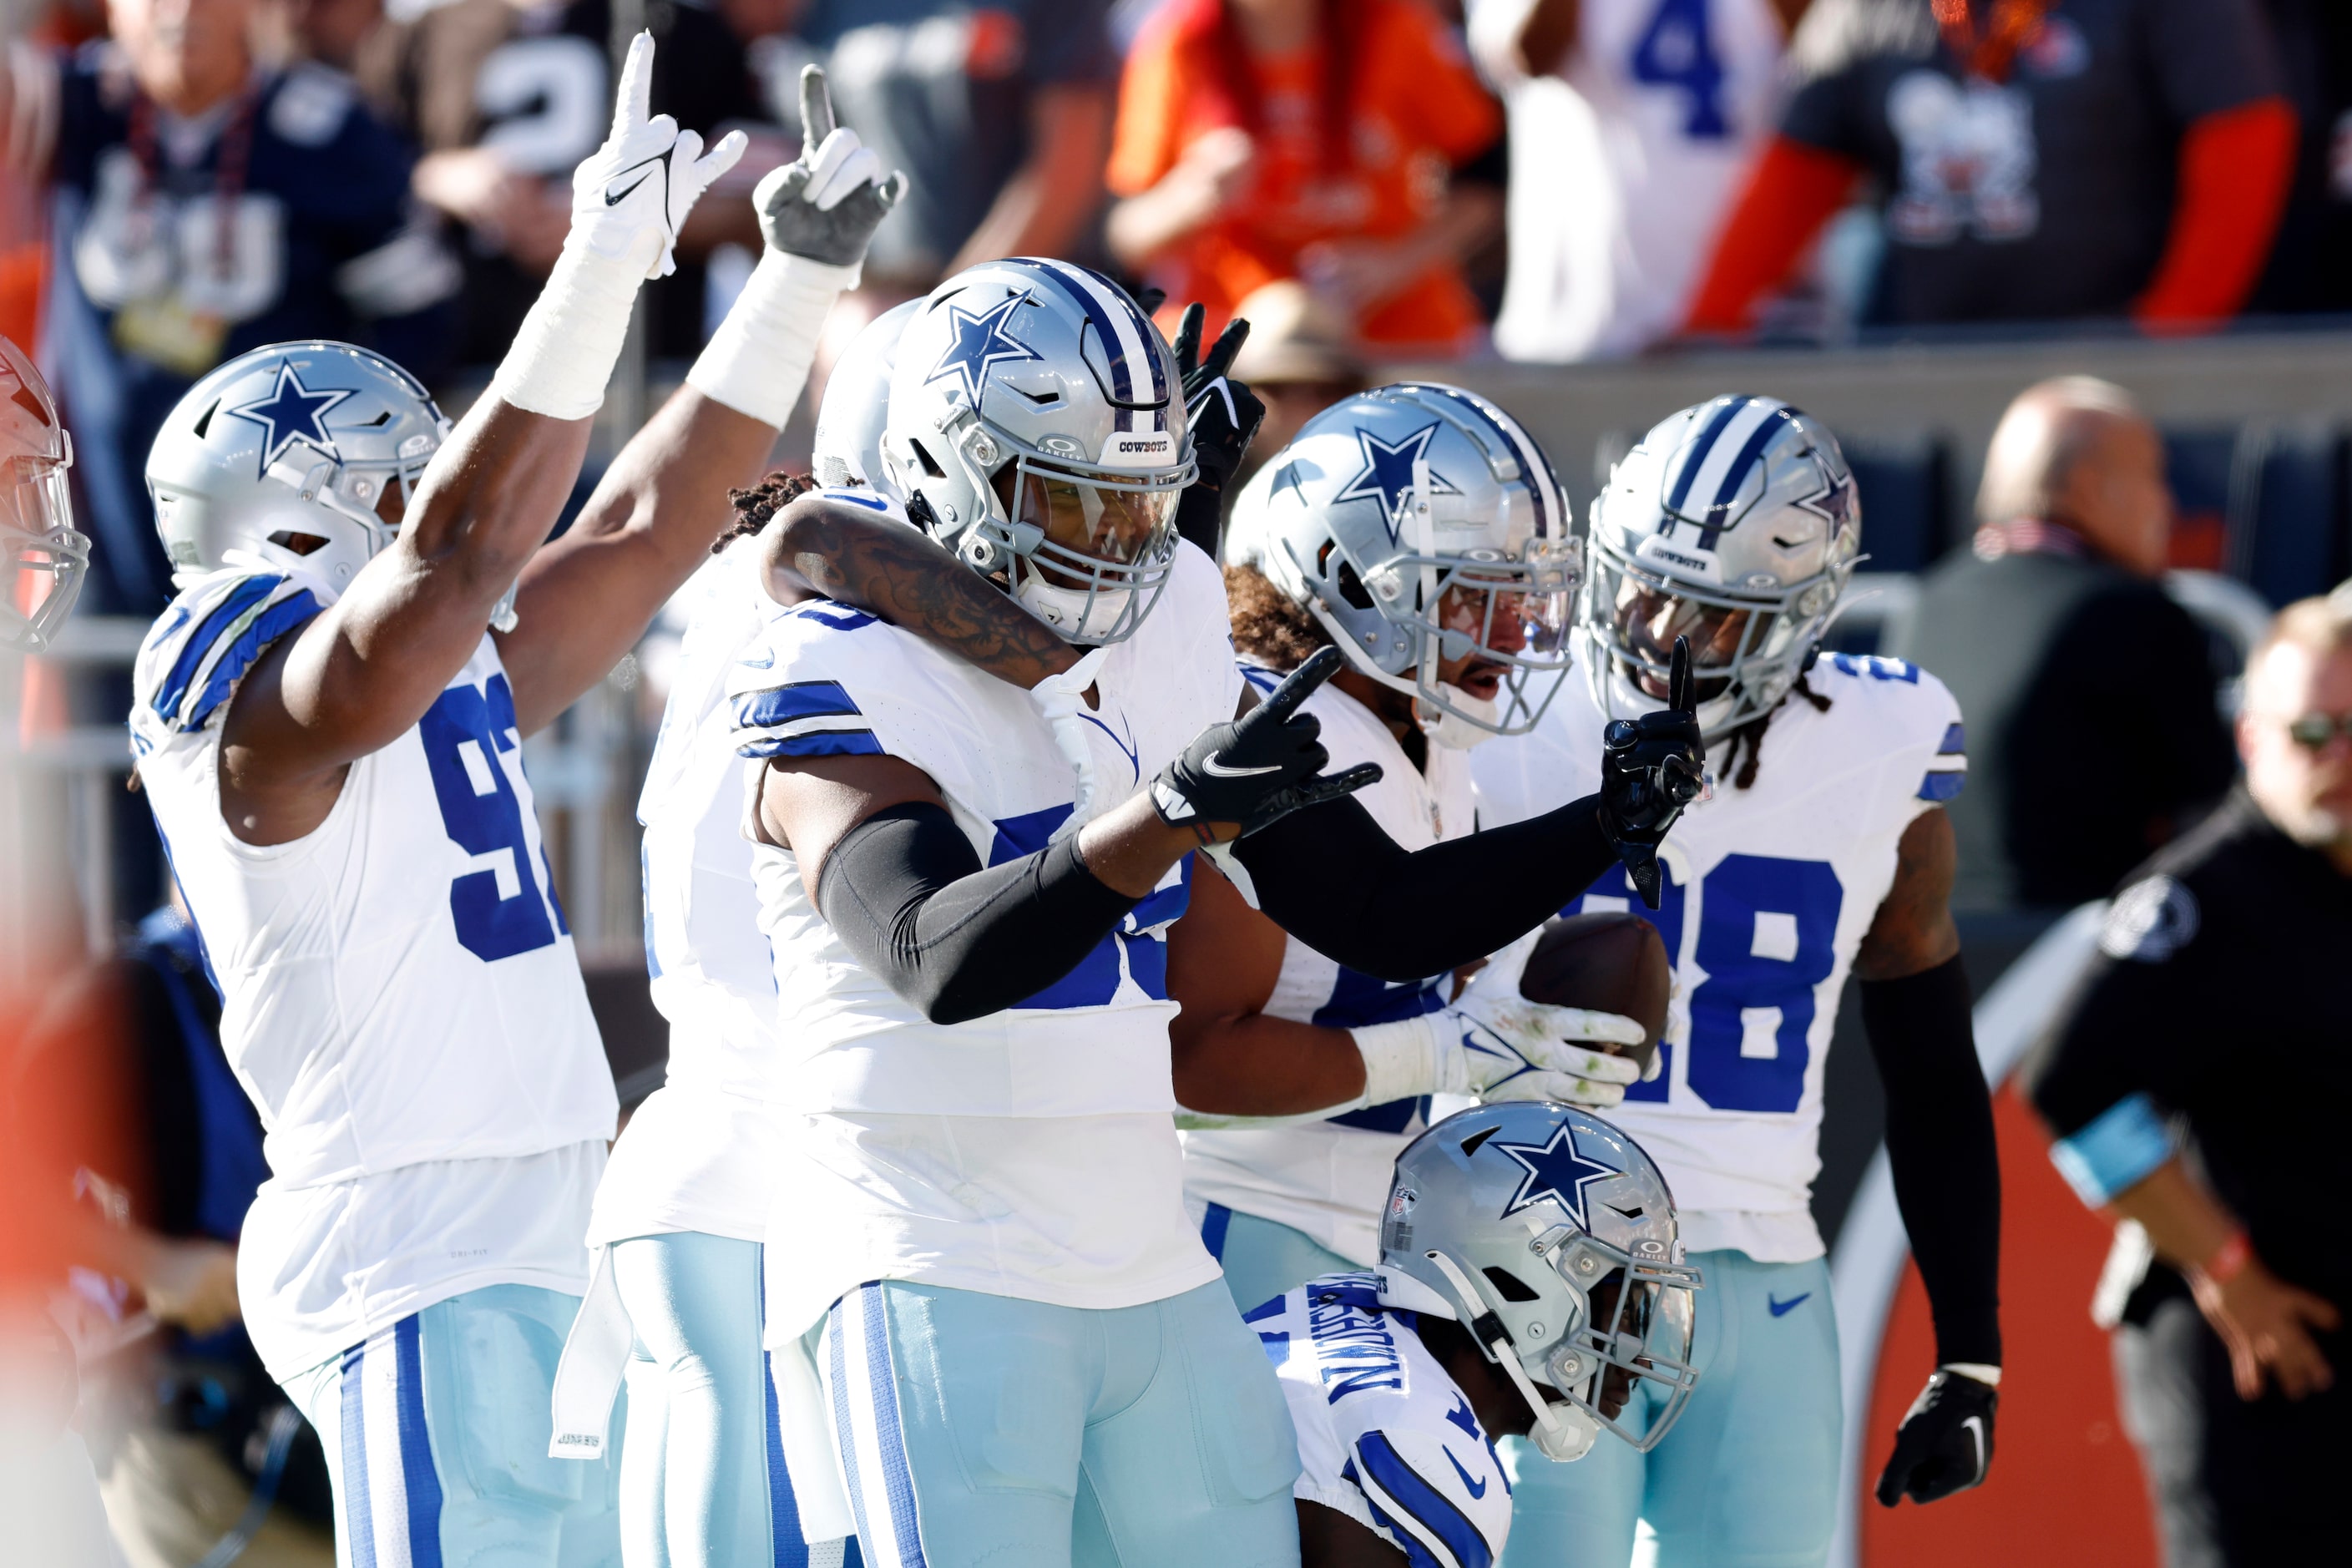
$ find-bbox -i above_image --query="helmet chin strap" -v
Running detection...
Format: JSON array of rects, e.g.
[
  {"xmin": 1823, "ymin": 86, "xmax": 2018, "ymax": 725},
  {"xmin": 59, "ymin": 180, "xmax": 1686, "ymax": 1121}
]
[{"xmin": 1421, "ymin": 1248, "xmax": 1599, "ymax": 1463}]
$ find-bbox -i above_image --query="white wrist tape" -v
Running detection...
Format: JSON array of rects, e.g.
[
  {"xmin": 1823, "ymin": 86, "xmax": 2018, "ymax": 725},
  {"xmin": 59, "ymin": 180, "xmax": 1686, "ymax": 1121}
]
[
  {"xmin": 488, "ymin": 237, "xmax": 647, "ymax": 422},
  {"xmin": 1352, "ymin": 1013, "xmax": 1447, "ymax": 1108},
  {"xmin": 686, "ymin": 250, "xmax": 861, "ymax": 428},
  {"xmin": 1941, "ymin": 1362, "xmax": 2003, "ymax": 1387}
]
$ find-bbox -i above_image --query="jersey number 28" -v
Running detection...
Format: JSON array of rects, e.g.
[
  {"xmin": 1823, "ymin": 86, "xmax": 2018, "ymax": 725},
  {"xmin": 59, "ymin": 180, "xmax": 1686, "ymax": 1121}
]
[
  {"xmin": 420, "ymin": 674, "xmax": 570, "ymax": 962},
  {"xmin": 1566, "ymin": 852, "xmax": 1842, "ymax": 1113}
]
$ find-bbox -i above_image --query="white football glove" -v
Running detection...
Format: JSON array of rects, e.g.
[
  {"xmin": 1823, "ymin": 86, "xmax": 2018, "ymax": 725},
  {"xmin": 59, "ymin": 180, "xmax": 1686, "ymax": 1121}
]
[{"xmin": 569, "ymin": 31, "xmax": 746, "ymax": 280}]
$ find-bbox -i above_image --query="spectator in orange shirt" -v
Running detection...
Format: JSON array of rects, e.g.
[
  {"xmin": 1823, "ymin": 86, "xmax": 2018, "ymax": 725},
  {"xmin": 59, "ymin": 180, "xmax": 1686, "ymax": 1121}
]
[{"xmin": 1105, "ymin": 0, "xmax": 1504, "ymax": 356}]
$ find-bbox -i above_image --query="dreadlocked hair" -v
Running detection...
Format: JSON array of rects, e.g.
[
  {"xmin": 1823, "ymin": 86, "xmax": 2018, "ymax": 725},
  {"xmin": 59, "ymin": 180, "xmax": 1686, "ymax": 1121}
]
[
  {"xmin": 713, "ymin": 469, "xmax": 822, "ymax": 554},
  {"xmin": 1717, "ymin": 666, "xmax": 1834, "ymax": 791},
  {"xmin": 1224, "ymin": 563, "xmax": 1330, "ymax": 672}
]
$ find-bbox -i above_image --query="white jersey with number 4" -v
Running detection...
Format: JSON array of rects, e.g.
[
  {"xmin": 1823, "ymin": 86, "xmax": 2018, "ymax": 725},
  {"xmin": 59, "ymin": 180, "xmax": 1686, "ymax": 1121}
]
[
  {"xmin": 1182, "ymin": 670, "xmax": 1477, "ymax": 1266},
  {"xmin": 1468, "ymin": 0, "xmax": 1785, "ymax": 361},
  {"xmin": 729, "ymin": 538, "xmax": 1245, "ymax": 1338},
  {"xmin": 131, "ymin": 568, "xmax": 616, "ymax": 1379},
  {"xmin": 1472, "ymin": 645, "xmax": 1965, "ymax": 1261},
  {"xmin": 1253, "ymin": 1272, "xmax": 1512, "ymax": 1568}
]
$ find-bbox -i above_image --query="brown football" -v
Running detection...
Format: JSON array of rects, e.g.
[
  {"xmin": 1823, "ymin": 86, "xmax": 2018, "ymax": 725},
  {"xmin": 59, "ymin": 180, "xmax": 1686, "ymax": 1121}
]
[{"xmin": 1516, "ymin": 911, "xmax": 1672, "ymax": 1074}]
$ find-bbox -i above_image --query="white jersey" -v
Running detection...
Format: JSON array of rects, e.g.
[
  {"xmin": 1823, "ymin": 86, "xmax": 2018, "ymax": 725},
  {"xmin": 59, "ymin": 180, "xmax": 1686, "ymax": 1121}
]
[
  {"xmin": 131, "ymin": 569, "xmax": 616, "ymax": 1378},
  {"xmin": 1183, "ymin": 670, "xmax": 1477, "ymax": 1266},
  {"xmin": 589, "ymin": 539, "xmax": 783, "ymax": 1247},
  {"xmin": 1257, "ymin": 1272, "xmax": 1512, "ymax": 1568},
  {"xmin": 729, "ymin": 539, "xmax": 1245, "ymax": 1337},
  {"xmin": 1473, "ymin": 649, "xmax": 1965, "ymax": 1260},
  {"xmin": 1467, "ymin": 0, "xmax": 1785, "ymax": 362}
]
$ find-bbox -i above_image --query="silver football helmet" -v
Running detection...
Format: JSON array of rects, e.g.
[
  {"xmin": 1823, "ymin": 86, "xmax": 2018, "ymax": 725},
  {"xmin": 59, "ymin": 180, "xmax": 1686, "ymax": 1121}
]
[
  {"xmin": 1378, "ymin": 1101, "xmax": 1702, "ymax": 1461},
  {"xmin": 878, "ymin": 257, "xmax": 1193, "ymax": 645},
  {"xmin": 147, "ymin": 341, "xmax": 450, "ymax": 594},
  {"xmin": 813, "ymin": 298, "xmax": 919, "ymax": 493},
  {"xmin": 1227, "ymin": 382, "xmax": 1578, "ymax": 741},
  {"xmin": 1585, "ymin": 395, "xmax": 1860, "ymax": 741},
  {"xmin": 0, "ymin": 336, "xmax": 90, "ymax": 650}
]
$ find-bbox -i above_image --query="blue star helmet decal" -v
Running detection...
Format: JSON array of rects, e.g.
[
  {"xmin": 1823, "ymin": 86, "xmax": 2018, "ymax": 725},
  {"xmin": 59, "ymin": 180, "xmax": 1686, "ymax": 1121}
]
[
  {"xmin": 1492, "ymin": 1122, "xmax": 1620, "ymax": 1227},
  {"xmin": 1333, "ymin": 422, "xmax": 1459, "ymax": 541},
  {"xmin": 228, "ymin": 364, "xmax": 355, "ymax": 478},
  {"xmin": 925, "ymin": 292, "xmax": 1044, "ymax": 406}
]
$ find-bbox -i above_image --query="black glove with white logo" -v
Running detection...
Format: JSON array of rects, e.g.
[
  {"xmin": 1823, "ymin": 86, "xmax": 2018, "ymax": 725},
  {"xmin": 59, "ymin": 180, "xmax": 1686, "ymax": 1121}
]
[
  {"xmin": 1876, "ymin": 1368, "xmax": 1998, "ymax": 1506},
  {"xmin": 1153, "ymin": 648, "xmax": 1380, "ymax": 838},
  {"xmin": 1597, "ymin": 635, "xmax": 1707, "ymax": 910},
  {"xmin": 1170, "ymin": 301, "xmax": 1267, "ymax": 559}
]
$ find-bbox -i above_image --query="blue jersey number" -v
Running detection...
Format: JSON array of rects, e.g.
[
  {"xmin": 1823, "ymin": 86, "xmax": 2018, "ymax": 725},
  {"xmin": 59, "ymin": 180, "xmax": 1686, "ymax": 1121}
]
[
  {"xmin": 1565, "ymin": 852, "xmax": 1842, "ymax": 1113},
  {"xmin": 420, "ymin": 675, "xmax": 565, "ymax": 962},
  {"xmin": 1631, "ymin": 0, "xmax": 1730, "ymax": 140}
]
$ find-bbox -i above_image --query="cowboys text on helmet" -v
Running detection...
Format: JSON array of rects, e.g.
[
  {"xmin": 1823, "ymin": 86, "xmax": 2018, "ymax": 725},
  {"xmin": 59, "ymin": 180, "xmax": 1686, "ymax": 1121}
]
[
  {"xmin": 1586, "ymin": 394, "xmax": 1862, "ymax": 742},
  {"xmin": 1227, "ymin": 382, "xmax": 1581, "ymax": 742},
  {"xmin": 879, "ymin": 258, "xmax": 1194, "ymax": 646}
]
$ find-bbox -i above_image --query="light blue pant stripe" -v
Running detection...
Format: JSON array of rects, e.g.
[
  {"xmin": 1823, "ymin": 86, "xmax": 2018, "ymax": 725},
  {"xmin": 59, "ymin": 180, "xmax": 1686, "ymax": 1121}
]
[
  {"xmin": 828, "ymin": 1295, "xmax": 873, "ymax": 1561},
  {"xmin": 342, "ymin": 1340, "xmax": 377, "ymax": 1568},
  {"xmin": 860, "ymin": 1284, "xmax": 928, "ymax": 1568},
  {"xmin": 393, "ymin": 1318, "xmax": 447, "ymax": 1568}
]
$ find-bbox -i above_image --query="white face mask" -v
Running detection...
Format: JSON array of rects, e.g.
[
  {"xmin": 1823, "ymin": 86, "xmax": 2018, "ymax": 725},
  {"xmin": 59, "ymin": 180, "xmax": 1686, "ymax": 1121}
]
[{"xmin": 1424, "ymin": 682, "xmax": 1502, "ymax": 751}]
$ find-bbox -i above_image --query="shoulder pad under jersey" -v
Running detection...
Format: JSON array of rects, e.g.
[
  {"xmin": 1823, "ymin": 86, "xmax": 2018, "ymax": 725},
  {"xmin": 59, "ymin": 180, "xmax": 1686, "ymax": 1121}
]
[
  {"xmin": 1808, "ymin": 652, "xmax": 1967, "ymax": 806},
  {"xmin": 135, "ymin": 571, "xmax": 326, "ymax": 735}
]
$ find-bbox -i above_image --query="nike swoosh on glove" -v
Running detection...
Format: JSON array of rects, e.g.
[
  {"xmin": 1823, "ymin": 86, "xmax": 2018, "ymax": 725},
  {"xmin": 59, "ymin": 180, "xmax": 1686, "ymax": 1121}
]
[
  {"xmin": 756, "ymin": 63, "xmax": 906, "ymax": 268},
  {"xmin": 569, "ymin": 32, "xmax": 746, "ymax": 280},
  {"xmin": 1152, "ymin": 647, "xmax": 1380, "ymax": 837},
  {"xmin": 1876, "ymin": 1368, "xmax": 1997, "ymax": 1506},
  {"xmin": 1597, "ymin": 635, "xmax": 1707, "ymax": 910}
]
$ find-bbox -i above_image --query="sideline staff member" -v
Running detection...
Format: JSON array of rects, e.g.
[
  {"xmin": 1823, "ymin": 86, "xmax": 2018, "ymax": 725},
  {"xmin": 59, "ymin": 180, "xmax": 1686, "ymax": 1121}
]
[{"xmin": 2028, "ymin": 590, "xmax": 2352, "ymax": 1565}]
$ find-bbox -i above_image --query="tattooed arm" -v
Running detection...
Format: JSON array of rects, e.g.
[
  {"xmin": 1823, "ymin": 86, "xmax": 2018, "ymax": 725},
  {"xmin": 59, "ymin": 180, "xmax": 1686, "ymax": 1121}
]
[{"xmin": 760, "ymin": 492, "xmax": 1079, "ymax": 686}]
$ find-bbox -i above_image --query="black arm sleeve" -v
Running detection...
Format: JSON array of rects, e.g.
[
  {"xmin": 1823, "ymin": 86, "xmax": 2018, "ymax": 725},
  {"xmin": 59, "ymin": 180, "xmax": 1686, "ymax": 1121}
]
[
  {"xmin": 815, "ymin": 802, "xmax": 1141, "ymax": 1026},
  {"xmin": 1860, "ymin": 953, "xmax": 2003, "ymax": 1367},
  {"xmin": 1231, "ymin": 793, "xmax": 1616, "ymax": 983}
]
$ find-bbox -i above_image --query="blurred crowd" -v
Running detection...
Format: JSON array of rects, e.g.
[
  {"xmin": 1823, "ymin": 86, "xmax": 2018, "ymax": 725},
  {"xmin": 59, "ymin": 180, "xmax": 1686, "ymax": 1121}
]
[{"xmin": 6, "ymin": 0, "xmax": 2352, "ymax": 617}]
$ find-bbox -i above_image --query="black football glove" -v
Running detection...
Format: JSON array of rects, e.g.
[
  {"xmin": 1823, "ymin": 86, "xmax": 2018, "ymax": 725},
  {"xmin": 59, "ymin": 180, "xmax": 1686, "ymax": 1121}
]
[
  {"xmin": 1169, "ymin": 301, "xmax": 1267, "ymax": 560},
  {"xmin": 1596, "ymin": 635, "xmax": 1706, "ymax": 910},
  {"xmin": 1152, "ymin": 647, "xmax": 1380, "ymax": 838},
  {"xmin": 1876, "ymin": 1368, "xmax": 1998, "ymax": 1507}
]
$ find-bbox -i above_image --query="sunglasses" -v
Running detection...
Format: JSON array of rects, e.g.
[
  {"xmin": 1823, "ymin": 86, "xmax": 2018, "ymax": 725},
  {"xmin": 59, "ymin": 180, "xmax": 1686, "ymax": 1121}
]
[{"xmin": 2283, "ymin": 711, "xmax": 2352, "ymax": 748}]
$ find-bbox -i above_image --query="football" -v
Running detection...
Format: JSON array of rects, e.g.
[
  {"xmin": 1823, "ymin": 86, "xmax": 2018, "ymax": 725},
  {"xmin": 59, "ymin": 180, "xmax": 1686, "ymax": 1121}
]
[{"xmin": 1516, "ymin": 911, "xmax": 1672, "ymax": 1075}]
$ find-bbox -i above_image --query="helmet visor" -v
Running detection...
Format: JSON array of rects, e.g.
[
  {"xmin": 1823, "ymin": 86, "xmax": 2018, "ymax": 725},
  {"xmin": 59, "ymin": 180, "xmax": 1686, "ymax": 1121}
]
[
  {"xmin": 1375, "ymin": 540, "xmax": 1578, "ymax": 736},
  {"xmin": 0, "ymin": 453, "xmax": 89, "ymax": 650},
  {"xmin": 1587, "ymin": 547, "xmax": 1808, "ymax": 721},
  {"xmin": 1007, "ymin": 458, "xmax": 1184, "ymax": 574}
]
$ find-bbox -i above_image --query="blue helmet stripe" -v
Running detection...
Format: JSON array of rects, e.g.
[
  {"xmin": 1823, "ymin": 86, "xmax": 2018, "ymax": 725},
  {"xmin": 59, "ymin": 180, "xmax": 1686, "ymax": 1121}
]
[
  {"xmin": 1063, "ymin": 260, "xmax": 1169, "ymax": 403},
  {"xmin": 1701, "ymin": 404, "xmax": 1798, "ymax": 544},
  {"xmin": 1014, "ymin": 259, "xmax": 1132, "ymax": 403},
  {"xmin": 1014, "ymin": 257, "xmax": 1170, "ymax": 412},
  {"xmin": 1663, "ymin": 396, "xmax": 1752, "ymax": 519}
]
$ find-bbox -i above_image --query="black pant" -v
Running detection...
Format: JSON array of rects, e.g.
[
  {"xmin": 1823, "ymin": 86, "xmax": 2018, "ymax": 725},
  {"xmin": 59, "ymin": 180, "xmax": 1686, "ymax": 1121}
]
[{"xmin": 2112, "ymin": 1280, "xmax": 2352, "ymax": 1565}]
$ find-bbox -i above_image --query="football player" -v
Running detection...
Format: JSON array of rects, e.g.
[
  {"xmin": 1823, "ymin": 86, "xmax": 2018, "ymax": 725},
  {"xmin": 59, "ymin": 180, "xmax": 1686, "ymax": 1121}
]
[
  {"xmin": 0, "ymin": 337, "xmax": 92, "ymax": 650},
  {"xmin": 1270, "ymin": 1101, "xmax": 1704, "ymax": 1568},
  {"xmin": 724, "ymin": 261, "xmax": 1706, "ymax": 1566},
  {"xmin": 126, "ymin": 45, "xmax": 897, "ymax": 1565},
  {"xmin": 1472, "ymin": 397, "xmax": 2003, "ymax": 1565},
  {"xmin": 1174, "ymin": 383, "xmax": 1655, "ymax": 1313}
]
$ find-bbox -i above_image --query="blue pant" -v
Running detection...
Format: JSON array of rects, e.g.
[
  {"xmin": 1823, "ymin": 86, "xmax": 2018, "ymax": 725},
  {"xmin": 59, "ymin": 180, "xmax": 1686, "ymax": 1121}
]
[
  {"xmin": 610, "ymin": 1232, "xmax": 854, "ymax": 1568},
  {"xmin": 1497, "ymin": 1252, "xmax": 1842, "ymax": 1568},
  {"xmin": 817, "ymin": 1279, "xmax": 1302, "ymax": 1568},
  {"xmin": 283, "ymin": 1283, "xmax": 623, "ymax": 1568},
  {"xmin": 1199, "ymin": 1205, "xmax": 1356, "ymax": 1318}
]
